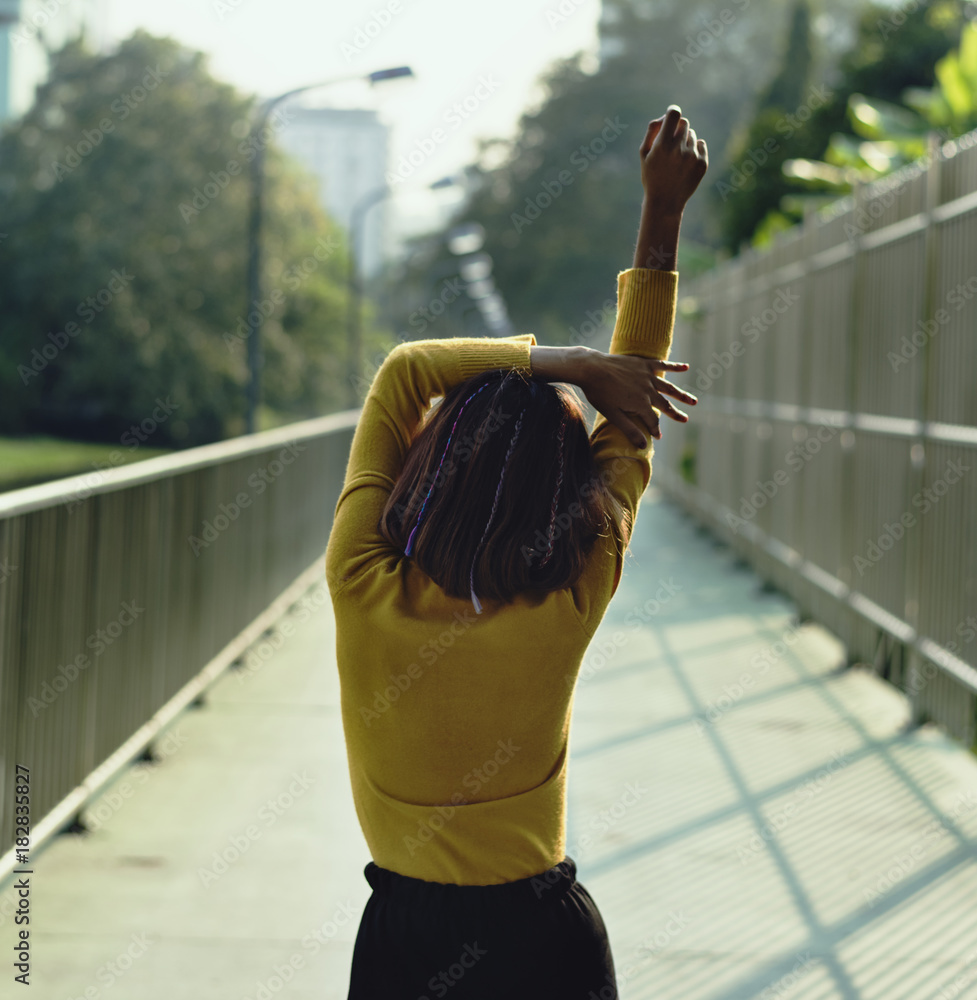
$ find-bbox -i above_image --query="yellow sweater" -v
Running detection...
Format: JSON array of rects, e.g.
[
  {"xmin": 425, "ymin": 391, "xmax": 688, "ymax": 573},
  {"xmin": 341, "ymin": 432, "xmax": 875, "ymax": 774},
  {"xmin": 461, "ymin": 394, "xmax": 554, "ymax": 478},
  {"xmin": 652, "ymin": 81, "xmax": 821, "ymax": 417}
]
[{"xmin": 325, "ymin": 267, "xmax": 678, "ymax": 885}]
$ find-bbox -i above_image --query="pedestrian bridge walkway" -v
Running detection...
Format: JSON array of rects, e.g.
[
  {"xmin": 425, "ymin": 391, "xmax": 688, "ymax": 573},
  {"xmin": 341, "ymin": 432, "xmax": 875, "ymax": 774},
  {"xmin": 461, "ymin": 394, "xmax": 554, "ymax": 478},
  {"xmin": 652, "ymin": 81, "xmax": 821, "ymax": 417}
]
[{"xmin": 2, "ymin": 487, "xmax": 976, "ymax": 1000}]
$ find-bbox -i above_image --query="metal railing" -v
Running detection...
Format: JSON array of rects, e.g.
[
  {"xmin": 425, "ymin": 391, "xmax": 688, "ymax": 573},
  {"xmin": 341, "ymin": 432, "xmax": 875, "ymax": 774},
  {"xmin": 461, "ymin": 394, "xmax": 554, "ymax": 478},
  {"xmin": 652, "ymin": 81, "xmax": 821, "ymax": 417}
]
[
  {"xmin": 655, "ymin": 128, "xmax": 977, "ymax": 749},
  {"xmin": 0, "ymin": 412, "xmax": 358, "ymax": 868}
]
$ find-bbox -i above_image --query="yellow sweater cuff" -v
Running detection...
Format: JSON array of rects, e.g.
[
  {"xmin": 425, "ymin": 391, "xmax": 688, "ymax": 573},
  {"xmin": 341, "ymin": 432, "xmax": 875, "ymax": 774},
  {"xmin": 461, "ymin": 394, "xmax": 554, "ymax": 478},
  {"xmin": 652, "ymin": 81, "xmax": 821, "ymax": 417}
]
[
  {"xmin": 455, "ymin": 333, "xmax": 536, "ymax": 381},
  {"xmin": 610, "ymin": 269, "xmax": 679, "ymax": 358}
]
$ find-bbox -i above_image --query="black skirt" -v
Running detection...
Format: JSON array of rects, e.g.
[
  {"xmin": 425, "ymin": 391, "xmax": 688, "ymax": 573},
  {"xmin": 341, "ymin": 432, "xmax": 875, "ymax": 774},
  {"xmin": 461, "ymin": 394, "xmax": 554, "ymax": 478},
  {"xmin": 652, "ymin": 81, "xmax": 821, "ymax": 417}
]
[{"xmin": 346, "ymin": 855, "xmax": 618, "ymax": 999}]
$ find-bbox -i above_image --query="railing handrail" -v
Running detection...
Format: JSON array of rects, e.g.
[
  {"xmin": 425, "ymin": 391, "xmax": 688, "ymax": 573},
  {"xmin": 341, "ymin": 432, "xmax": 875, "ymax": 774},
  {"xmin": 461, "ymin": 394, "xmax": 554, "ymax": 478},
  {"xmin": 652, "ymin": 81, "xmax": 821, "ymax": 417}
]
[{"xmin": 0, "ymin": 409, "xmax": 361, "ymax": 520}]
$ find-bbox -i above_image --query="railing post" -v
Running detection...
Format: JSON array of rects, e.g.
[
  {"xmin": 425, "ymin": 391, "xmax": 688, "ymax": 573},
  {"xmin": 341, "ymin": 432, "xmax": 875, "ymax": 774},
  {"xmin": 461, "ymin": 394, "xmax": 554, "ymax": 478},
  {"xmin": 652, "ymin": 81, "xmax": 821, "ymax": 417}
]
[
  {"xmin": 903, "ymin": 131, "xmax": 944, "ymax": 720},
  {"xmin": 839, "ymin": 181, "xmax": 863, "ymax": 602}
]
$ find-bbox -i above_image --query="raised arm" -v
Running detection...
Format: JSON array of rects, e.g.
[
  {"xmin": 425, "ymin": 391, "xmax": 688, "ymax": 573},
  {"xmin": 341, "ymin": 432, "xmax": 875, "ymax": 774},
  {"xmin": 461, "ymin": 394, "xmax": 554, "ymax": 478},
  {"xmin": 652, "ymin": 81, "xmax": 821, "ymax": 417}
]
[
  {"xmin": 531, "ymin": 105, "xmax": 709, "ymax": 629},
  {"xmin": 531, "ymin": 105, "xmax": 708, "ymax": 446}
]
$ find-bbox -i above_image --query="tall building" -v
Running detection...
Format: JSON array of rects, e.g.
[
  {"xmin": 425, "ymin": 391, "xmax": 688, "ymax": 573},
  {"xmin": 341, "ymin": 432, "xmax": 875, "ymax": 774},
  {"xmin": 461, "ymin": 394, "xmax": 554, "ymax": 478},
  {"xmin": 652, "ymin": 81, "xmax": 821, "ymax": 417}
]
[
  {"xmin": 274, "ymin": 106, "xmax": 390, "ymax": 280},
  {"xmin": 597, "ymin": 0, "xmax": 626, "ymax": 65},
  {"xmin": 0, "ymin": 0, "xmax": 22, "ymax": 125}
]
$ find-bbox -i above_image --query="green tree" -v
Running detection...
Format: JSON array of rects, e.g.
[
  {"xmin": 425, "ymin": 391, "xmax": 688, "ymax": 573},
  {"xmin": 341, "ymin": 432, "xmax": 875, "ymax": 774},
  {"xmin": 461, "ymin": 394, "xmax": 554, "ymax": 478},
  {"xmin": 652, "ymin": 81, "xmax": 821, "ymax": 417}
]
[
  {"xmin": 783, "ymin": 18, "xmax": 977, "ymax": 190},
  {"xmin": 384, "ymin": 0, "xmax": 872, "ymax": 346},
  {"xmin": 717, "ymin": 0, "xmax": 970, "ymax": 250},
  {"xmin": 0, "ymin": 29, "xmax": 352, "ymax": 447},
  {"xmin": 715, "ymin": 0, "xmax": 819, "ymax": 252}
]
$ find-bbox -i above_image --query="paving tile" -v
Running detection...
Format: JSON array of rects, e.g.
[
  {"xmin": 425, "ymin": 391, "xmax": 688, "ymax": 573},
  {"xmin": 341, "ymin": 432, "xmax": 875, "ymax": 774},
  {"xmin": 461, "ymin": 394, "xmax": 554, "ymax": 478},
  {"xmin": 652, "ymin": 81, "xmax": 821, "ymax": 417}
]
[{"xmin": 3, "ymin": 493, "xmax": 977, "ymax": 1000}]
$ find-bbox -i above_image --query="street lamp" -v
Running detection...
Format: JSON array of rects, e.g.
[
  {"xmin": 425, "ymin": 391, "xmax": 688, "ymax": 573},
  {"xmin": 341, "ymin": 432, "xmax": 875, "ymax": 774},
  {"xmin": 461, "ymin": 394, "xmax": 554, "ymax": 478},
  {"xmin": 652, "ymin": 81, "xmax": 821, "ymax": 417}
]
[
  {"xmin": 244, "ymin": 65, "xmax": 412, "ymax": 435},
  {"xmin": 346, "ymin": 183, "xmax": 391, "ymax": 408},
  {"xmin": 445, "ymin": 222, "xmax": 513, "ymax": 335}
]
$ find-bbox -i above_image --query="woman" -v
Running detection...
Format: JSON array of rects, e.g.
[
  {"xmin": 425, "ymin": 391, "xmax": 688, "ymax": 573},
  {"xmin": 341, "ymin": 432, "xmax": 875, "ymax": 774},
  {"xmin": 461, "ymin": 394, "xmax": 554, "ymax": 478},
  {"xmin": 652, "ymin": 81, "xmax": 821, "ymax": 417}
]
[{"xmin": 325, "ymin": 105, "xmax": 707, "ymax": 999}]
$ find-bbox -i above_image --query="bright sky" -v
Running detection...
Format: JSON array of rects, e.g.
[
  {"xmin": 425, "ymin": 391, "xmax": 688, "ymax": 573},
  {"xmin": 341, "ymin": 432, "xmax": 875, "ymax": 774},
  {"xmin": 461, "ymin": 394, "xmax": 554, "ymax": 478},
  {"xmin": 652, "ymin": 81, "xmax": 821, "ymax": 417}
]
[{"xmin": 93, "ymin": 0, "xmax": 603, "ymax": 237}]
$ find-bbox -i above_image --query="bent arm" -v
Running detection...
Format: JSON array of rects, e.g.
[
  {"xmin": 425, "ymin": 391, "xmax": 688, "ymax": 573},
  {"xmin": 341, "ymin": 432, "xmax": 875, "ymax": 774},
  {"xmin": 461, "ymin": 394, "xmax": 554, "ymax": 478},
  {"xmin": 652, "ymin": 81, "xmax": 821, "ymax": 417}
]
[{"xmin": 326, "ymin": 335, "xmax": 535, "ymax": 593}]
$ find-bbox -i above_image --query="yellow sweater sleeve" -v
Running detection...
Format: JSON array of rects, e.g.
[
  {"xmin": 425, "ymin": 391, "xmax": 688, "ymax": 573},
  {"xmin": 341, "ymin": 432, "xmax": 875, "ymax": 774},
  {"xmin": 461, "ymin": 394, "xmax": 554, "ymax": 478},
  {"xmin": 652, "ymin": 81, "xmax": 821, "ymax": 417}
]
[
  {"xmin": 325, "ymin": 334, "xmax": 536, "ymax": 592},
  {"xmin": 570, "ymin": 267, "xmax": 679, "ymax": 632}
]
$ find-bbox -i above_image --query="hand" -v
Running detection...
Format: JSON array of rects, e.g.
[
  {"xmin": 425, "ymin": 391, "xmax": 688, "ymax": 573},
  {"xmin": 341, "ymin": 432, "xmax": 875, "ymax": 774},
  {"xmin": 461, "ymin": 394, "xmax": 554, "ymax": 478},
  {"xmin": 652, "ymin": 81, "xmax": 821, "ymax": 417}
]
[
  {"xmin": 577, "ymin": 350, "xmax": 697, "ymax": 448},
  {"xmin": 639, "ymin": 105, "xmax": 708, "ymax": 214}
]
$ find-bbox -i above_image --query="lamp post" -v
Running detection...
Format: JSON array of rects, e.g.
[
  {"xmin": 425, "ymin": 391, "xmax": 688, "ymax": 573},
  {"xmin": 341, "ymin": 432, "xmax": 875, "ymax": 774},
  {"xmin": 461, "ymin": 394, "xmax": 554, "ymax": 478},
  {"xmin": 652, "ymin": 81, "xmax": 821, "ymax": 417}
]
[
  {"xmin": 244, "ymin": 65, "xmax": 412, "ymax": 435},
  {"xmin": 346, "ymin": 184, "xmax": 390, "ymax": 408},
  {"xmin": 346, "ymin": 175, "xmax": 462, "ymax": 407}
]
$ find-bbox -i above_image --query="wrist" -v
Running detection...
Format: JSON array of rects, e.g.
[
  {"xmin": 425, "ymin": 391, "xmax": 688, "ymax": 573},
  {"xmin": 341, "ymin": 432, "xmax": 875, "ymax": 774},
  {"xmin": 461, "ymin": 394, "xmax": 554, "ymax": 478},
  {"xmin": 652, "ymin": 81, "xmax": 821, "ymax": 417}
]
[
  {"xmin": 633, "ymin": 208, "xmax": 682, "ymax": 271},
  {"xmin": 530, "ymin": 344, "xmax": 594, "ymax": 384},
  {"xmin": 640, "ymin": 194, "xmax": 686, "ymax": 221}
]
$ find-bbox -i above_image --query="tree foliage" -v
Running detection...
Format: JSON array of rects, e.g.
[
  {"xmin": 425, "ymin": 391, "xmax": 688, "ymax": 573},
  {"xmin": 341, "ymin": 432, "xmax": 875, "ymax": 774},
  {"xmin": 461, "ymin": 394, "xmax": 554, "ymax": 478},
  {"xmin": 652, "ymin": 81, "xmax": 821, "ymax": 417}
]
[
  {"xmin": 717, "ymin": 0, "xmax": 972, "ymax": 250},
  {"xmin": 385, "ymin": 0, "xmax": 878, "ymax": 346},
  {"xmin": 0, "ymin": 29, "xmax": 352, "ymax": 447}
]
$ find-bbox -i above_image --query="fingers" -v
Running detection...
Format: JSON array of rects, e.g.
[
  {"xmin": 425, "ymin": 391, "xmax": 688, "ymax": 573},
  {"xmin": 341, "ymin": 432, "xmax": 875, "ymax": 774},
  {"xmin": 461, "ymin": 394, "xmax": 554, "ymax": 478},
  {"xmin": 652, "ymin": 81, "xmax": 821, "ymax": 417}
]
[
  {"xmin": 640, "ymin": 112, "xmax": 672, "ymax": 157},
  {"xmin": 613, "ymin": 410, "xmax": 651, "ymax": 449},
  {"xmin": 661, "ymin": 105, "xmax": 683, "ymax": 141},
  {"xmin": 656, "ymin": 380, "xmax": 698, "ymax": 404},
  {"xmin": 697, "ymin": 137, "xmax": 709, "ymax": 170},
  {"xmin": 648, "ymin": 360, "xmax": 690, "ymax": 371},
  {"xmin": 639, "ymin": 118, "xmax": 662, "ymax": 159},
  {"xmin": 654, "ymin": 394, "xmax": 689, "ymax": 422}
]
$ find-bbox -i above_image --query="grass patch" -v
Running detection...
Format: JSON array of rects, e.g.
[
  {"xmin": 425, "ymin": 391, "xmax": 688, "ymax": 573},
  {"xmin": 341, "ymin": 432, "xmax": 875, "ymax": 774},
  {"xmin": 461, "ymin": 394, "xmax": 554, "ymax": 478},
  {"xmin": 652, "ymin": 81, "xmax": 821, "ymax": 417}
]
[{"xmin": 0, "ymin": 436, "xmax": 172, "ymax": 492}]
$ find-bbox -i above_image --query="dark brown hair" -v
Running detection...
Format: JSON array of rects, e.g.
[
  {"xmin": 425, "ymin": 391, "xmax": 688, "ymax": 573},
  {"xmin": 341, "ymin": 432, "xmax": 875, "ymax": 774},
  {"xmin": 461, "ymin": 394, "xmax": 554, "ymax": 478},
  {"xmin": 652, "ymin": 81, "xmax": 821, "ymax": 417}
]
[{"xmin": 378, "ymin": 367, "xmax": 629, "ymax": 605}]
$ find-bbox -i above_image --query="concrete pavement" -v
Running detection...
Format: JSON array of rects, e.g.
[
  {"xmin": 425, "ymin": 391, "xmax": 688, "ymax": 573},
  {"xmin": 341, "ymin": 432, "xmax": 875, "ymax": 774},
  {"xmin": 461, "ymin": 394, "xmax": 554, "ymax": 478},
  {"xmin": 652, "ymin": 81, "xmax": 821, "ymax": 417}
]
[{"xmin": 3, "ymin": 486, "xmax": 977, "ymax": 999}]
